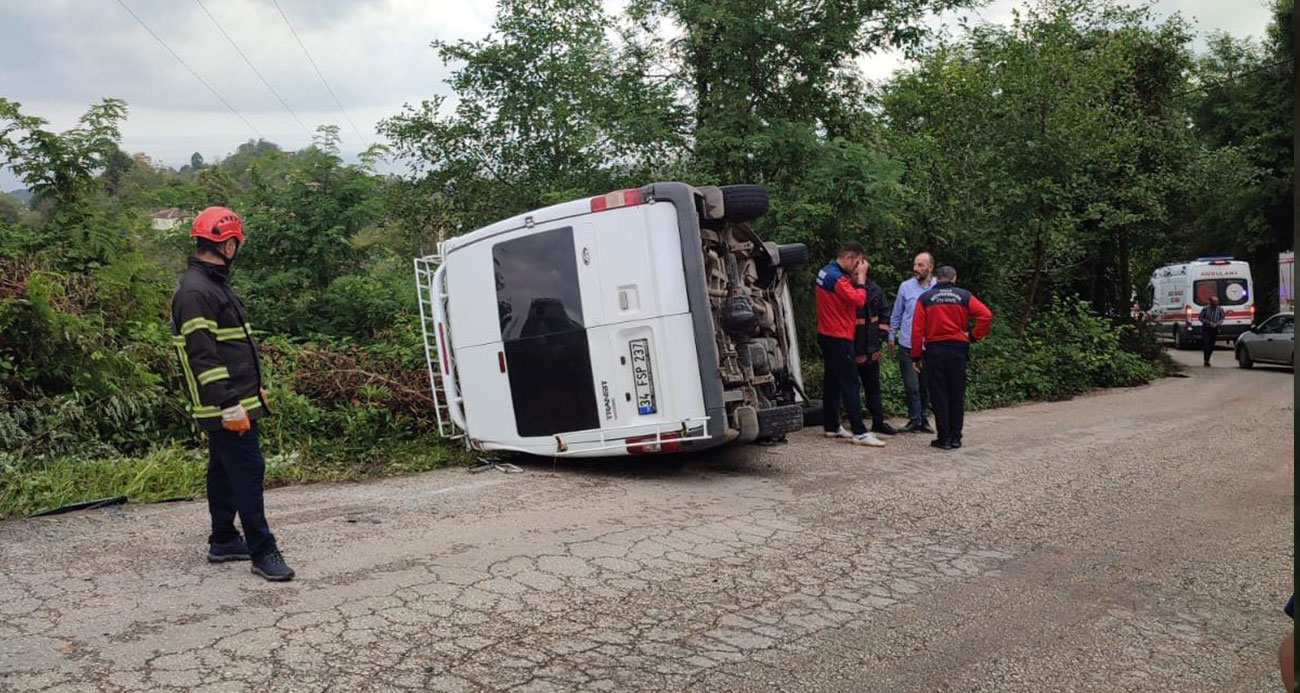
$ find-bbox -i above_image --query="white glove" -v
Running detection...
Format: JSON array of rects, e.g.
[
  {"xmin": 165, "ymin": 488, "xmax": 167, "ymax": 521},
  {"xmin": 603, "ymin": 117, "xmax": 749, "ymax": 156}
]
[{"xmin": 221, "ymin": 405, "xmax": 250, "ymax": 435}]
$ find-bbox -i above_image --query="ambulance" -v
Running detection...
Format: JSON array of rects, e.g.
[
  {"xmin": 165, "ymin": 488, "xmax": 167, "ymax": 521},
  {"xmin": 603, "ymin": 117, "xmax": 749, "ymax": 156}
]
[
  {"xmin": 414, "ymin": 183, "xmax": 811, "ymax": 458},
  {"xmin": 1146, "ymin": 257, "xmax": 1255, "ymax": 348}
]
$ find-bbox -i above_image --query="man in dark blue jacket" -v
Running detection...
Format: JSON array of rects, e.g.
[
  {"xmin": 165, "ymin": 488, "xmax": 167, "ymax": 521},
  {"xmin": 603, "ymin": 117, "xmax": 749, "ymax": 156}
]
[
  {"xmin": 854, "ymin": 261, "xmax": 897, "ymax": 437},
  {"xmin": 1197, "ymin": 296, "xmax": 1225, "ymax": 367}
]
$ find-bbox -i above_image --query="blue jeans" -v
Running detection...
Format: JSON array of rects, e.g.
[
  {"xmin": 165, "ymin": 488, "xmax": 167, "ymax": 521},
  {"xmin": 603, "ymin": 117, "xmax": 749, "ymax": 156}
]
[
  {"xmin": 207, "ymin": 422, "xmax": 278, "ymax": 558},
  {"xmin": 897, "ymin": 347, "xmax": 930, "ymax": 425}
]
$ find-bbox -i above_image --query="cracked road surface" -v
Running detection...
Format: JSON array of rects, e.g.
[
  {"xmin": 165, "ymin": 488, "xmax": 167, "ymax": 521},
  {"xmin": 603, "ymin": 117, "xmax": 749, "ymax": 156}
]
[{"xmin": 0, "ymin": 349, "xmax": 1292, "ymax": 692}]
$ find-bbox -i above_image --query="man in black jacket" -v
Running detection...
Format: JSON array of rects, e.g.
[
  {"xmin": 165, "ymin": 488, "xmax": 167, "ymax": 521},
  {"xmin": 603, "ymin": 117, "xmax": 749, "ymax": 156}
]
[
  {"xmin": 1197, "ymin": 296, "xmax": 1225, "ymax": 367},
  {"xmin": 171, "ymin": 206, "xmax": 294, "ymax": 582},
  {"xmin": 854, "ymin": 261, "xmax": 897, "ymax": 438}
]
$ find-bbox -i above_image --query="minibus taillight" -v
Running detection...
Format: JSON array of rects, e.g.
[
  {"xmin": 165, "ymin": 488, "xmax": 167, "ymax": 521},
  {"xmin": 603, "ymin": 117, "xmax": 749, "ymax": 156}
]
[
  {"xmin": 591, "ymin": 188, "xmax": 645, "ymax": 212},
  {"xmin": 627, "ymin": 432, "xmax": 680, "ymax": 454}
]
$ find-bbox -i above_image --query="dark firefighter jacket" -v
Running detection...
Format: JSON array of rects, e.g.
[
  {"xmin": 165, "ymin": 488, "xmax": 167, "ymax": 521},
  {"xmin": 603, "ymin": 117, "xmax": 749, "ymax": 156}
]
[
  {"xmin": 854, "ymin": 280, "xmax": 890, "ymax": 358},
  {"xmin": 170, "ymin": 258, "xmax": 268, "ymax": 432}
]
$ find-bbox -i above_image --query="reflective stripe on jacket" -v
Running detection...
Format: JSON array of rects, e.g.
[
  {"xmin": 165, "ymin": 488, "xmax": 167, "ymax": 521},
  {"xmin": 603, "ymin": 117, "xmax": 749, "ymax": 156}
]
[
  {"xmin": 854, "ymin": 280, "xmax": 890, "ymax": 356},
  {"xmin": 170, "ymin": 257, "xmax": 268, "ymax": 431}
]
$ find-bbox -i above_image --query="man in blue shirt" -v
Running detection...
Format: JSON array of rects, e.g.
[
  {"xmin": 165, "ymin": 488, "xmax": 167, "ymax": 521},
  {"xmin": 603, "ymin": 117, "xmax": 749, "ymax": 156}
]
[{"xmin": 889, "ymin": 252, "xmax": 936, "ymax": 433}]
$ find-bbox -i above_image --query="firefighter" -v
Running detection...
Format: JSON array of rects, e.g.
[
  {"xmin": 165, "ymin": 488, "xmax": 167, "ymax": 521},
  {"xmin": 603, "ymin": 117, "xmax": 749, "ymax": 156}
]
[
  {"xmin": 853, "ymin": 260, "xmax": 897, "ymax": 437},
  {"xmin": 171, "ymin": 206, "xmax": 294, "ymax": 581},
  {"xmin": 910, "ymin": 266, "xmax": 993, "ymax": 450}
]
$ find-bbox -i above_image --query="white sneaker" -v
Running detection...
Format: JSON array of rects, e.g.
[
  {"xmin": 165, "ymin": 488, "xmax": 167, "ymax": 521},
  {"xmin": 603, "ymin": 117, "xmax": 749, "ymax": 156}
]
[
  {"xmin": 824, "ymin": 427, "xmax": 853, "ymax": 439},
  {"xmin": 851, "ymin": 432, "xmax": 886, "ymax": 447}
]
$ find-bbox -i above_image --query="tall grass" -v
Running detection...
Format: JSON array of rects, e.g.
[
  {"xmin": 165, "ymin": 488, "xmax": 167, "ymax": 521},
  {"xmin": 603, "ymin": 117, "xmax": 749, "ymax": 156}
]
[{"xmin": 0, "ymin": 440, "xmax": 466, "ymax": 519}]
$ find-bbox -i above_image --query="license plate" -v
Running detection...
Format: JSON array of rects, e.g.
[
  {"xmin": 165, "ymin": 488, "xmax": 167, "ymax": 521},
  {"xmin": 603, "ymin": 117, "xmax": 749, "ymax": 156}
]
[{"xmin": 629, "ymin": 338, "xmax": 656, "ymax": 415}]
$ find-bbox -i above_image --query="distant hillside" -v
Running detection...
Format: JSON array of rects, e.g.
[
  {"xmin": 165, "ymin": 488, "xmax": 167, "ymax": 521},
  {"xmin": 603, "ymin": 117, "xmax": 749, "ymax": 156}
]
[{"xmin": 4, "ymin": 188, "xmax": 33, "ymax": 205}]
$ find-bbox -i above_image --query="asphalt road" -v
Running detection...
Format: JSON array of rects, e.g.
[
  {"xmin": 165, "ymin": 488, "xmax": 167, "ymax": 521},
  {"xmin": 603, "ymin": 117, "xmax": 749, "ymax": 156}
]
[{"xmin": 0, "ymin": 348, "xmax": 1293, "ymax": 692}]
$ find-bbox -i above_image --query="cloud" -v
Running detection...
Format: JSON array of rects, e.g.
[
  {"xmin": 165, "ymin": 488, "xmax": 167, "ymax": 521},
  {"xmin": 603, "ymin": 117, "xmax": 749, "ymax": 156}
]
[
  {"xmin": 1, "ymin": 0, "xmax": 495, "ymax": 175},
  {"xmin": 855, "ymin": 0, "xmax": 1276, "ymax": 83},
  {"xmin": 0, "ymin": 0, "xmax": 1280, "ymax": 192}
]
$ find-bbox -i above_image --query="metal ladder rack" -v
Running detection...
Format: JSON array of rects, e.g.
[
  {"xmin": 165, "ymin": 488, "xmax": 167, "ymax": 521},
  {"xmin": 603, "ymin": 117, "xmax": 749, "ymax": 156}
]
[{"xmin": 414, "ymin": 251, "xmax": 466, "ymax": 443}]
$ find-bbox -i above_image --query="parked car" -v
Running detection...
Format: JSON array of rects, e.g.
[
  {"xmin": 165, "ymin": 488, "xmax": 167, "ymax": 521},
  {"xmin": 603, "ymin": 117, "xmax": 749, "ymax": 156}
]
[
  {"xmin": 1235, "ymin": 311, "xmax": 1294, "ymax": 369},
  {"xmin": 414, "ymin": 183, "xmax": 812, "ymax": 458}
]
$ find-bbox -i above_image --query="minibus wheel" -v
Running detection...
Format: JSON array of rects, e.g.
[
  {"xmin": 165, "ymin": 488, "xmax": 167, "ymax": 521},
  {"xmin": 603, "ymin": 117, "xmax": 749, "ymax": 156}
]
[{"xmin": 720, "ymin": 185, "xmax": 770, "ymax": 223}]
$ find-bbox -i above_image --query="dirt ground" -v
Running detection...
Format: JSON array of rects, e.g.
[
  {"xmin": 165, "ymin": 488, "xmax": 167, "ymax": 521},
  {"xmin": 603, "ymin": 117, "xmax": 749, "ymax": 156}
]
[{"xmin": 0, "ymin": 347, "xmax": 1293, "ymax": 692}]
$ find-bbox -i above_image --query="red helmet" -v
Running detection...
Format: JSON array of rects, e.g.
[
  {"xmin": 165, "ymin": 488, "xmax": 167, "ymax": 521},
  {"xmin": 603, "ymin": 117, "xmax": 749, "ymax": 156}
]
[{"xmin": 191, "ymin": 206, "xmax": 245, "ymax": 244}]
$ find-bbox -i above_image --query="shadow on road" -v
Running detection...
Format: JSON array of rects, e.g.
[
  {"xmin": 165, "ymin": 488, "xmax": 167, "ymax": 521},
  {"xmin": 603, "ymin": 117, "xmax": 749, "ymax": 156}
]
[{"xmin": 495, "ymin": 439, "xmax": 790, "ymax": 482}]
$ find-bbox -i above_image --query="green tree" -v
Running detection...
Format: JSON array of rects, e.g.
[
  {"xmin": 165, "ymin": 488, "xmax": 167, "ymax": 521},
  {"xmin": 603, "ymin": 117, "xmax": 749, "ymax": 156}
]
[
  {"xmin": 235, "ymin": 126, "xmax": 390, "ymax": 338},
  {"xmin": 0, "ymin": 98, "xmax": 127, "ymax": 209},
  {"xmin": 0, "ymin": 193, "xmax": 26, "ymax": 225},
  {"xmin": 579, "ymin": 0, "xmax": 971, "ymax": 283},
  {"xmin": 639, "ymin": 0, "xmax": 973, "ymax": 181},
  {"xmin": 0, "ymin": 98, "xmax": 135, "ymax": 264},
  {"xmin": 380, "ymin": 0, "xmax": 687, "ymax": 234},
  {"xmin": 102, "ymin": 147, "xmax": 135, "ymax": 198},
  {"xmin": 195, "ymin": 166, "xmax": 237, "ymax": 206},
  {"xmin": 1184, "ymin": 0, "xmax": 1294, "ymax": 311},
  {"xmin": 882, "ymin": 1, "xmax": 1220, "ymax": 333}
]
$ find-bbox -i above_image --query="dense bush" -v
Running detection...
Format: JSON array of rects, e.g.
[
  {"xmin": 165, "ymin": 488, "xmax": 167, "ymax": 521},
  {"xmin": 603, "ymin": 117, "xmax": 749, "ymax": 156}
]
[
  {"xmin": 803, "ymin": 297, "xmax": 1169, "ymax": 417},
  {"xmin": 0, "ymin": 243, "xmax": 455, "ymax": 483},
  {"xmin": 0, "ymin": 106, "xmax": 463, "ymax": 517},
  {"xmin": 965, "ymin": 299, "xmax": 1167, "ymax": 410},
  {"xmin": 0, "ymin": 254, "xmax": 186, "ymax": 458}
]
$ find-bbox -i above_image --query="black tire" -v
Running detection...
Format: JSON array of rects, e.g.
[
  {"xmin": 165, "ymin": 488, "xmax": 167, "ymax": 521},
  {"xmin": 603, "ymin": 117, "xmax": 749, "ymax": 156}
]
[
  {"xmin": 1236, "ymin": 344, "xmax": 1254, "ymax": 369},
  {"xmin": 757, "ymin": 404, "xmax": 804, "ymax": 438},
  {"xmin": 774, "ymin": 242, "xmax": 809, "ymax": 268},
  {"xmin": 1173, "ymin": 325, "xmax": 1187, "ymax": 350},
  {"xmin": 720, "ymin": 185, "xmax": 770, "ymax": 223},
  {"xmin": 801, "ymin": 402, "xmax": 823, "ymax": 428}
]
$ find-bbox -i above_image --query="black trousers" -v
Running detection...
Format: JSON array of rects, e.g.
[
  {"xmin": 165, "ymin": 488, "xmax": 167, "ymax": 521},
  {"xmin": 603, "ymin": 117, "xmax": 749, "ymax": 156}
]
[
  {"xmin": 819, "ymin": 335, "xmax": 867, "ymax": 435},
  {"xmin": 856, "ymin": 356, "xmax": 885, "ymax": 428},
  {"xmin": 924, "ymin": 342, "xmax": 969, "ymax": 444},
  {"xmin": 207, "ymin": 421, "xmax": 278, "ymax": 558},
  {"xmin": 1201, "ymin": 326, "xmax": 1218, "ymax": 363}
]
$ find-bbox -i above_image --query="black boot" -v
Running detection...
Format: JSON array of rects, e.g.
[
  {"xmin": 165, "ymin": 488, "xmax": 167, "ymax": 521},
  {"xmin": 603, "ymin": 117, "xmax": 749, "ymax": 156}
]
[
  {"xmin": 873, "ymin": 421, "xmax": 899, "ymax": 436},
  {"xmin": 251, "ymin": 550, "xmax": 296, "ymax": 582}
]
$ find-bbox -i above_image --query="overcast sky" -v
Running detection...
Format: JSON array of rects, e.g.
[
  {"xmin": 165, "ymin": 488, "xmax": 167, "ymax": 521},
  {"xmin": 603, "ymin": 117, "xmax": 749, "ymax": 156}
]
[{"xmin": 0, "ymin": 0, "xmax": 1278, "ymax": 192}]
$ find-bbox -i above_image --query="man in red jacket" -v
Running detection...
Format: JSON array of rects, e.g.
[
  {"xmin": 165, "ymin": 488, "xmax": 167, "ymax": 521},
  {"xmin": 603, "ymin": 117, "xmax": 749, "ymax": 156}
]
[
  {"xmin": 911, "ymin": 265, "xmax": 993, "ymax": 450},
  {"xmin": 816, "ymin": 242, "xmax": 884, "ymax": 446}
]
